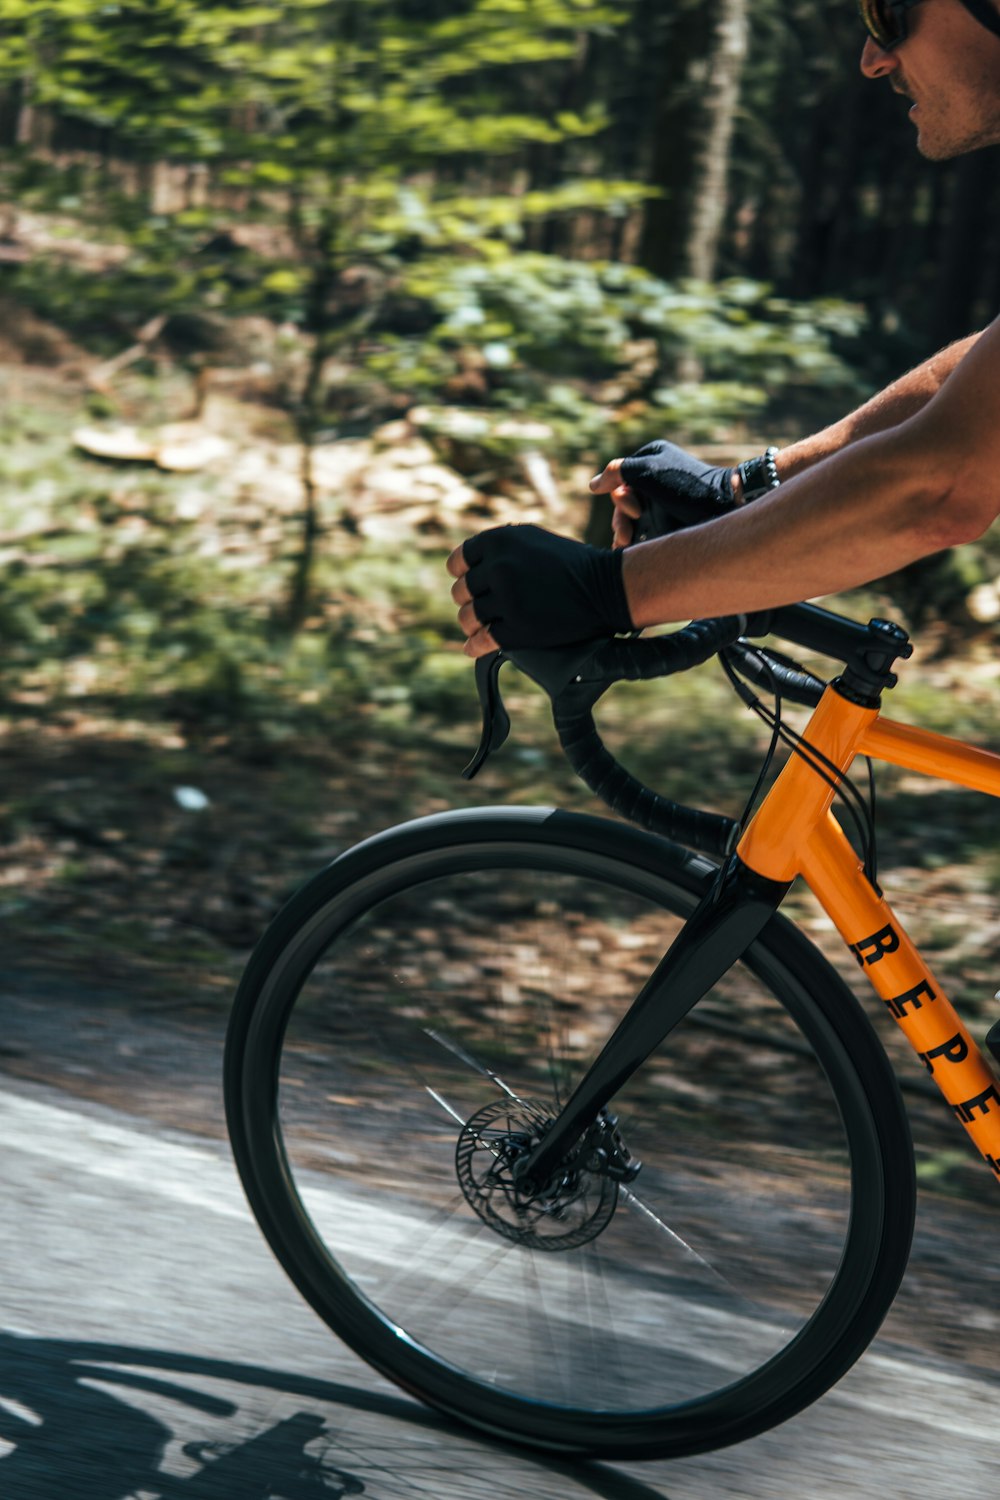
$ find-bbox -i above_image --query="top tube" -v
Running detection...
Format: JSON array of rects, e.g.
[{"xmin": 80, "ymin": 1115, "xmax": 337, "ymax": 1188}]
[{"xmin": 859, "ymin": 717, "xmax": 1000, "ymax": 798}]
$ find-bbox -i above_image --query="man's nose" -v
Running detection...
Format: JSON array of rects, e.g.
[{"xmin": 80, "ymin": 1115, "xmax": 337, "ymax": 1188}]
[{"xmin": 860, "ymin": 35, "xmax": 899, "ymax": 77}]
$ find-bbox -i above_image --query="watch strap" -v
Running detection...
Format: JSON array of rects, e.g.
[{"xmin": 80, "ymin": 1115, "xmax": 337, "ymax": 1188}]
[{"xmin": 736, "ymin": 446, "xmax": 781, "ymax": 501}]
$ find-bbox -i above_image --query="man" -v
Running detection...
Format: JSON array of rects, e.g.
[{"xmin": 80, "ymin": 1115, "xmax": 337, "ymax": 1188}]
[{"xmin": 448, "ymin": 0, "xmax": 1000, "ymax": 658}]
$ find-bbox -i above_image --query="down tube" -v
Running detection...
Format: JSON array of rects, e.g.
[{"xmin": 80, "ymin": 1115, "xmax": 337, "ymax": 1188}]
[{"xmin": 799, "ymin": 812, "xmax": 1000, "ymax": 1185}]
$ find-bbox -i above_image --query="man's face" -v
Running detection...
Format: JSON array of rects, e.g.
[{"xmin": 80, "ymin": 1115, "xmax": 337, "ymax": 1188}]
[{"xmin": 861, "ymin": 0, "xmax": 1000, "ymax": 159}]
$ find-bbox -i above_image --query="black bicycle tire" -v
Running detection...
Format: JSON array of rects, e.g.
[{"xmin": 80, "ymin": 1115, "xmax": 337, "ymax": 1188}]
[{"xmin": 224, "ymin": 806, "xmax": 915, "ymax": 1461}]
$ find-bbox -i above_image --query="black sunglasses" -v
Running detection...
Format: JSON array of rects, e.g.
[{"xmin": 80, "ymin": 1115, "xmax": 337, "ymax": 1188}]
[
  {"xmin": 861, "ymin": 0, "xmax": 1000, "ymax": 49},
  {"xmin": 858, "ymin": 0, "xmax": 925, "ymax": 49}
]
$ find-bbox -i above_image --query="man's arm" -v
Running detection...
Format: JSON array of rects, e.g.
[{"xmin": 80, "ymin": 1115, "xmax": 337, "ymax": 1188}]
[
  {"xmin": 622, "ymin": 321, "xmax": 1000, "ymax": 627},
  {"xmin": 775, "ymin": 331, "xmax": 983, "ymax": 480},
  {"xmin": 449, "ymin": 319, "xmax": 1000, "ymax": 656},
  {"xmin": 590, "ymin": 332, "xmax": 984, "ymax": 533}
]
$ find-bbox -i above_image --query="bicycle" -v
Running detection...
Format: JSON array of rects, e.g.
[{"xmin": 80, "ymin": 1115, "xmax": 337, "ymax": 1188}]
[{"xmin": 224, "ymin": 599, "xmax": 1000, "ymax": 1462}]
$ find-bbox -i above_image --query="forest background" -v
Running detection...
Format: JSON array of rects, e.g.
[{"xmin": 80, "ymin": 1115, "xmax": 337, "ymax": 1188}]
[{"xmin": 2, "ymin": 0, "xmax": 1000, "ymax": 1187}]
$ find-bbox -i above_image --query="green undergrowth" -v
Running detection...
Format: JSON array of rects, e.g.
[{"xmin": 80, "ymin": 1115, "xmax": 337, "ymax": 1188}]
[{"xmin": 0, "ymin": 384, "xmax": 768, "ymax": 799}]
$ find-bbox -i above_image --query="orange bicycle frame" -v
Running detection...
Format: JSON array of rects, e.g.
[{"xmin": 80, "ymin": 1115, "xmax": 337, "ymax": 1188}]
[{"xmin": 737, "ymin": 686, "xmax": 1000, "ymax": 1182}]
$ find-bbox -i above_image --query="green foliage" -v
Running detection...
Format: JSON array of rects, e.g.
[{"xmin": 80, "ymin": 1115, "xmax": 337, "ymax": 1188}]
[
  {"xmin": 1, "ymin": 0, "xmax": 638, "ymax": 343},
  {"xmin": 0, "ymin": 0, "xmax": 637, "ymax": 620},
  {"xmin": 6, "ymin": 225, "xmax": 308, "ymax": 350},
  {"xmin": 1, "ymin": 0, "xmax": 623, "ymax": 166},
  {"xmin": 0, "ymin": 391, "xmax": 769, "ymax": 794},
  {"xmin": 375, "ymin": 255, "xmax": 868, "ymax": 453},
  {"xmin": 1, "ymin": 0, "xmax": 270, "ymax": 158},
  {"xmin": 369, "ymin": 178, "xmax": 653, "ymax": 255},
  {"xmin": 5, "ymin": 0, "xmax": 868, "ymax": 458}
]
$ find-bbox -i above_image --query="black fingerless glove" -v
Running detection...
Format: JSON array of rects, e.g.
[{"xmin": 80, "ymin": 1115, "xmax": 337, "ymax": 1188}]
[
  {"xmin": 463, "ymin": 524, "xmax": 633, "ymax": 650},
  {"xmin": 620, "ymin": 439, "xmax": 780, "ymax": 540}
]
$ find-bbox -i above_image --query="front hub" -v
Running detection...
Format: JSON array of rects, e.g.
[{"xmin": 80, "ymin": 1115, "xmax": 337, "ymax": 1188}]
[{"xmin": 455, "ymin": 1098, "xmax": 637, "ymax": 1251}]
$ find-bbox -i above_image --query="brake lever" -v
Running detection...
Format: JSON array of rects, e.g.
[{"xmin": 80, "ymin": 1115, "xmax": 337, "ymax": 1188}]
[
  {"xmin": 461, "ymin": 640, "xmax": 610, "ymax": 781},
  {"xmin": 462, "ymin": 652, "xmax": 511, "ymax": 780}
]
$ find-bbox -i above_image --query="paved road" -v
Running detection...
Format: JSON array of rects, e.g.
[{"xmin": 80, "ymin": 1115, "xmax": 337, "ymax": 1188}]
[{"xmin": 1, "ymin": 1075, "xmax": 998, "ymax": 1498}]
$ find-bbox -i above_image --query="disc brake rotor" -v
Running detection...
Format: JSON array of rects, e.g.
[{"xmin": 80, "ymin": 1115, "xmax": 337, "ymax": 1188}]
[{"xmin": 455, "ymin": 1097, "xmax": 625, "ymax": 1251}]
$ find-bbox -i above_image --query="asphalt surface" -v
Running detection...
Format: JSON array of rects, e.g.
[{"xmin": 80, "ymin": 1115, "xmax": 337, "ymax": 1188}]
[{"xmin": 1, "ymin": 1070, "xmax": 998, "ymax": 1499}]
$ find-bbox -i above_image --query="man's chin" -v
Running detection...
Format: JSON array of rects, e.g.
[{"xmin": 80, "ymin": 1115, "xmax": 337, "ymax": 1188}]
[
  {"xmin": 917, "ymin": 134, "xmax": 989, "ymax": 159},
  {"xmin": 912, "ymin": 120, "xmax": 955, "ymax": 161},
  {"xmin": 913, "ymin": 112, "xmax": 1000, "ymax": 161}
]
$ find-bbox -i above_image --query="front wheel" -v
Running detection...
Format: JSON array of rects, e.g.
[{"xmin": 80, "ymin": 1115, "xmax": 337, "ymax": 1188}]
[{"xmin": 224, "ymin": 807, "xmax": 914, "ymax": 1460}]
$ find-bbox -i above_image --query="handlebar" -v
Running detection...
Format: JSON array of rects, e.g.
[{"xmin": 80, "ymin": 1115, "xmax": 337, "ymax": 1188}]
[{"xmin": 462, "ymin": 602, "xmax": 911, "ymax": 859}]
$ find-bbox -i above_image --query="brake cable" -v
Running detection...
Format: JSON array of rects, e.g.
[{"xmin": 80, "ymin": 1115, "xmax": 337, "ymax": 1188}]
[{"xmin": 720, "ymin": 644, "xmax": 880, "ymax": 890}]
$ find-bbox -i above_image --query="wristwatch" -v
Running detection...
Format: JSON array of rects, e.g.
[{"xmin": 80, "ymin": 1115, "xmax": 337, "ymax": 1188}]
[{"xmin": 735, "ymin": 446, "xmax": 781, "ymax": 502}]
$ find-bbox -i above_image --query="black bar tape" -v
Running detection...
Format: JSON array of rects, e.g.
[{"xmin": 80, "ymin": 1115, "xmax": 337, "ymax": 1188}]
[
  {"xmin": 587, "ymin": 617, "xmax": 744, "ymax": 685},
  {"xmin": 552, "ymin": 695, "xmax": 737, "ymax": 857},
  {"xmin": 506, "ymin": 619, "xmax": 744, "ymax": 857},
  {"xmin": 542, "ymin": 618, "xmax": 746, "ymax": 859}
]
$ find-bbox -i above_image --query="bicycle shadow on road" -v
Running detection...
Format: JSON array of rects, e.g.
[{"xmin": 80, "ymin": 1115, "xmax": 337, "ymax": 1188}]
[{"xmin": 0, "ymin": 1329, "xmax": 672, "ymax": 1500}]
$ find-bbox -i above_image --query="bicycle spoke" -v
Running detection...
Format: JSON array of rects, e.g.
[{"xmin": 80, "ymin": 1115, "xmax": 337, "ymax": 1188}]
[
  {"xmin": 571, "ymin": 1242, "xmax": 627, "ymax": 1405},
  {"xmin": 422, "ymin": 1086, "xmax": 467, "ymax": 1126},
  {"xmin": 422, "ymin": 1028, "xmax": 521, "ymax": 1101},
  {"xmin": 240, "ymin": 835, "xmax": 899, "ymax": 1451}
]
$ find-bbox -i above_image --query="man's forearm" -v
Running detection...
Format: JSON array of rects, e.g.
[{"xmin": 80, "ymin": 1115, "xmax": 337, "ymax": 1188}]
[
  {"xmin": 622, "ymin": 419, "xmax": 976, "ymax": 628},
  {"xmin": 449, "ymin": 315, "xmax": 1000, "ymax": 659},
  {"xmin": 775, "ymin": 332, "xmax": 982, "ymax": 480},
  {"xmin": 624, "ymin": 313, "xmax": 1000, "ymax": 627}
]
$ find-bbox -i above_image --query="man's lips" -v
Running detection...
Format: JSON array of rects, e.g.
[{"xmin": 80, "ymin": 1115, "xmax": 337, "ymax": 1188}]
[{"xmin": 891, "ymin": 82, "xmax": 918, "ymax": 116}]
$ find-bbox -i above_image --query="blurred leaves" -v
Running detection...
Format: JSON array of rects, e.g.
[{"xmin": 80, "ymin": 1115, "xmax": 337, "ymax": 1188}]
[
  {"xmin": 0, "ymin": 0, "xmax": 622, "ymax": 163},
  {"xmin": 378, "ymin": 256, "xmax": 867, "ymax": 453}
]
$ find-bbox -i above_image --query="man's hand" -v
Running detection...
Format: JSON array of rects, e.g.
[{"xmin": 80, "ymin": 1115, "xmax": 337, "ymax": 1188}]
[
  {"xmin": 447, "ymin": 540, "xmax": 500, "ymax": 658},
  {"xmin": 588, "ymin": 457, "xmax": 645, "ymax": 548},
  {"xmin": 447, "ymin": 524, "xmax": 633, "ymax": 658},
  {"xmin": 590, "ymin": 439, "xmax": 744, "ymax": 546}
]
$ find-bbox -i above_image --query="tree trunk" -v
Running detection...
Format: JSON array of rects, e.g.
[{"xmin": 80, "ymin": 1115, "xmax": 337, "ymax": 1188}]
[
  {"xmin": 685, "ymin": 0, "xmax": 748, "ymax": 280},
  {"xmin": 282, "ymin": 216, "xmax": 339, "ymax": 633},
  {"xmin": 285, "ymin": 434, "xmax": 322, "ymax": 632},
  {"xmin": 639, "ymin": 0, "xmax": 748, "ymax": 282},
  {"xmin": 15, "ymin": 76, "xmax": 35, "ymax": 147}
]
